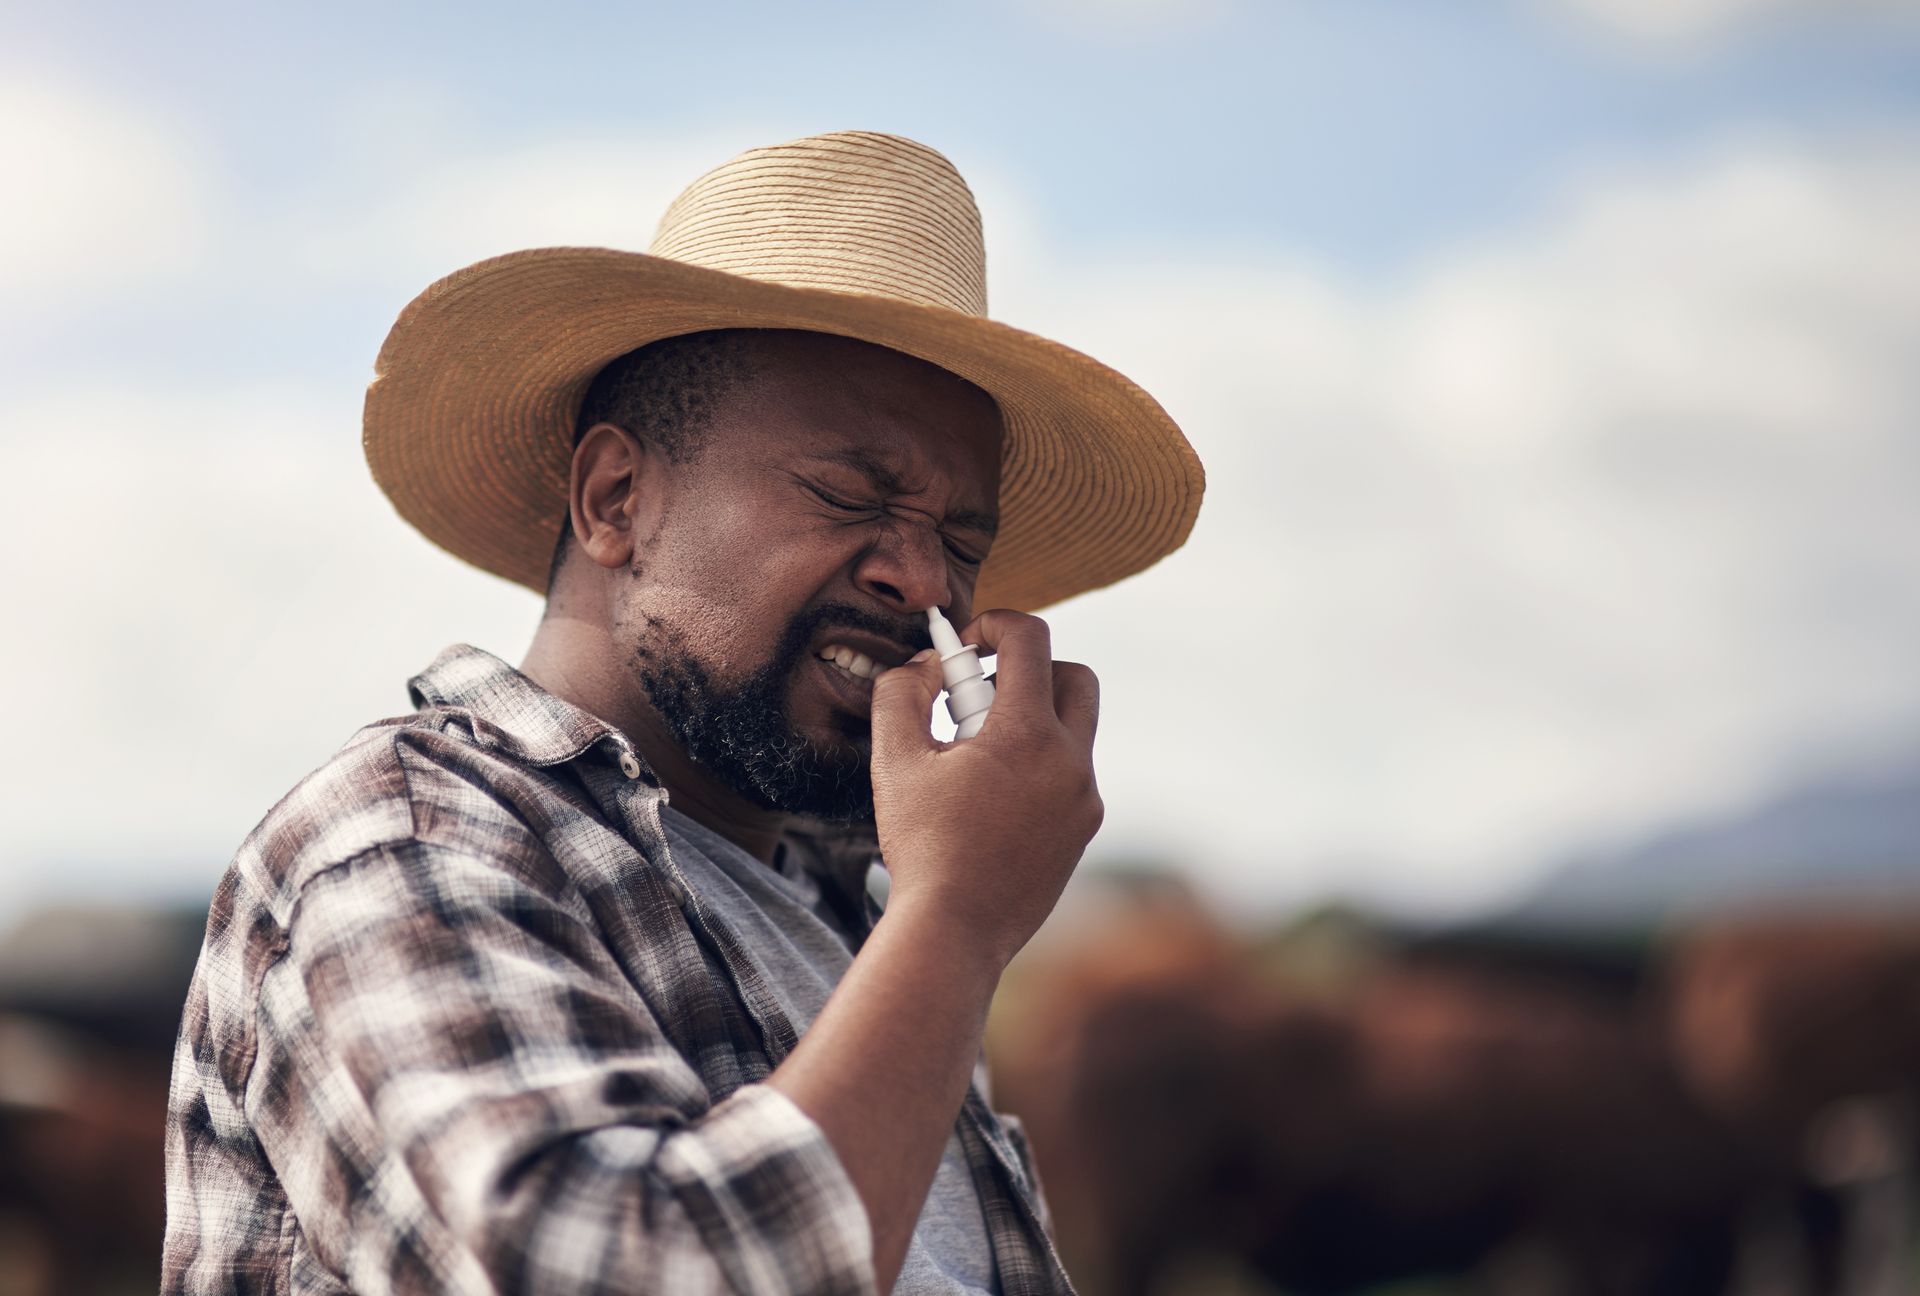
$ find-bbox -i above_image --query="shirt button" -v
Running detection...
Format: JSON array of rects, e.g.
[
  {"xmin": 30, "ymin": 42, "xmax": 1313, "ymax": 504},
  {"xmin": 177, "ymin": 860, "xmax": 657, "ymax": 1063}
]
[{"xmin": 618, "ymin": 750, "xmax": 642, "ymax": 780}]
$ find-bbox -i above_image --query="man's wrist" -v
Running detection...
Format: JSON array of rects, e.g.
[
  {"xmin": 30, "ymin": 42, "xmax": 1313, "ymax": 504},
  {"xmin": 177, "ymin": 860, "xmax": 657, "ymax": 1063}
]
[{"xmin": 874, "ymin": 891, "xmax": 1012, "ymax": 989}]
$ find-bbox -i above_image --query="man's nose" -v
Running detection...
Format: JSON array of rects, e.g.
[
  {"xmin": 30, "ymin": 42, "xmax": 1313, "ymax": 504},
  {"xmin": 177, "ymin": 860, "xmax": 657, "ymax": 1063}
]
[{"xmin": 851, "ymin": 520, "xmax": 951, "ymax": 615}]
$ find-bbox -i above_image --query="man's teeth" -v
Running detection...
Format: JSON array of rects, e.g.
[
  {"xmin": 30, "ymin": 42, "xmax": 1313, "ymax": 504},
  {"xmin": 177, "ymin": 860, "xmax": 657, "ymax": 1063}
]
[{"xmin": 818, "ymin": 645, "xmax": 880, "ymax": 681}]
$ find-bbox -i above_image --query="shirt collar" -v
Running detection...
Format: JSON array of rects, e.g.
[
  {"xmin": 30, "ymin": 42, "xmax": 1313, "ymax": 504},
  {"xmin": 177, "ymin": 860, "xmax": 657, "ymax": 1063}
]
[
  {"xmin": 407, "ymin": 642, "xmax": 642, "ymax": 774},
  {"xmin": 406, "ymin": 643, "xmax": 882, "ymax": 903}
]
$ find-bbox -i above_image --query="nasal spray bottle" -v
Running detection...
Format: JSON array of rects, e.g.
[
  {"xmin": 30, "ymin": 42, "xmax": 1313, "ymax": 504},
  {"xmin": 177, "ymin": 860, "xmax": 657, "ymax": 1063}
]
[{"xmin": 926, "ymin": 607, "xmax": 995, "ymax": 740}]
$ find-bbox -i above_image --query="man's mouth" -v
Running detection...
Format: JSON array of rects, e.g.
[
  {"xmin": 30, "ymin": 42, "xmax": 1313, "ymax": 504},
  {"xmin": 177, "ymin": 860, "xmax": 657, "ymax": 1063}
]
[
  {"xmin": 817, "ymin": 643, "xmax": 884, "ymax": 683},
  {"xmin": 809, "ymin": 627, "xmax": 919, "ymax": 687}
]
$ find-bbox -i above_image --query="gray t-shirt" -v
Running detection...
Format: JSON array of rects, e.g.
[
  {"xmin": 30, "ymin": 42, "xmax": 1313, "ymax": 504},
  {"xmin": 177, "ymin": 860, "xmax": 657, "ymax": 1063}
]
[{"xmin": 660, "ymin": 804, "xmax": 1001, "ymax": 1294}]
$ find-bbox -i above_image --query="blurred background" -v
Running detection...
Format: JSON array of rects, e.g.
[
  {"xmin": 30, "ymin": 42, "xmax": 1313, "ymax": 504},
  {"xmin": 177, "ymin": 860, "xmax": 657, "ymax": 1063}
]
[{"xmin": 2, "ymin": 0, "xmax": 1917, "ymax": 1292}]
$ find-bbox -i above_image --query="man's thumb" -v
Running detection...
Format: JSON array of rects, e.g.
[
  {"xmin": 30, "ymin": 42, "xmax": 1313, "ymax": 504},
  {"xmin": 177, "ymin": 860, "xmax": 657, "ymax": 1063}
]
[{"xmin": 870, "ymin": 648, "xmax": 943, "ymax": 759}]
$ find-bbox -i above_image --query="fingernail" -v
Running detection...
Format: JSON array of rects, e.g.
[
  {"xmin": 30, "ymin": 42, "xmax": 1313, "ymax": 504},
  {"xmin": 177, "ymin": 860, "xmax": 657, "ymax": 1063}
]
[{"xmin": 910, "ymin": 648, "xmax": 936, "ymax": 664}]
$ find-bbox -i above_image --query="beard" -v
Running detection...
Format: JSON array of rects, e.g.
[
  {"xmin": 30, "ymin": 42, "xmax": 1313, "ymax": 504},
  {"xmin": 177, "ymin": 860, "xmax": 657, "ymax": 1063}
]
[{"xmin": 629, "ymin": 599, "xmax": 929, "ymax": 823}]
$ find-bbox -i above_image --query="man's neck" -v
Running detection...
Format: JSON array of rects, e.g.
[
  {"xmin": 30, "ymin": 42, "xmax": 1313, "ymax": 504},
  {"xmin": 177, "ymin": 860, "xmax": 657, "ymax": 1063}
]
[{"xmin": 519, "ymin": 612, "xmax": 790, "ymax": 867}]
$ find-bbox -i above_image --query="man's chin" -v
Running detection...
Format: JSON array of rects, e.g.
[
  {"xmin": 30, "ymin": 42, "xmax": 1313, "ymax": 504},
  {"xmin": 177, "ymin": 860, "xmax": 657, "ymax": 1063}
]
[
  {"xmin": 796, "ymin": 707, "xmax": 872, "ymax": 754},
  {"xmin": 636, "ymin": 626, "xmax": 876, "ymax": 822},
  {"xmin": 768, "ymin": 776, "xmax": 875, "ymax": 825},
  {"xmin": 725, "ymin": 726, "xmax": 873, "ymax": 823},
  {"xmin": 793, "ymin": 743, "xmax": 875, "ymax": 822},
  {"xmin": 824, "ymin": 726, "xmax": 873, "ymax": 757}
]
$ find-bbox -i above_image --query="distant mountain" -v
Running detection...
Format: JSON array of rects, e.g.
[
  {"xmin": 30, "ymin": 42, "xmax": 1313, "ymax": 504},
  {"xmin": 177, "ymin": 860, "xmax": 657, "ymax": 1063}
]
[{"xmin": 1502, "ymin": 752, "xmax": 1920, "ymax": 932}]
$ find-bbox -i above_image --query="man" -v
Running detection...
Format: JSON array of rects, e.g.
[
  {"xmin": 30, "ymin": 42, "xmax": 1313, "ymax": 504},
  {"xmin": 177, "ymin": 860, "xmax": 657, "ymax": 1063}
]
[{"xmin": 163, "ymin": 131, "xmax": 1203, "ymax": 1295}]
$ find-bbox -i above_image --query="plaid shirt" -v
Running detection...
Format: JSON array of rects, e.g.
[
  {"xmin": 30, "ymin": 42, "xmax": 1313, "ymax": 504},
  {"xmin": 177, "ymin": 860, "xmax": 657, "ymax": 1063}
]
[{"xmin": 163, "ymin": 643, "xmax": 1071, "ymax": 1295}]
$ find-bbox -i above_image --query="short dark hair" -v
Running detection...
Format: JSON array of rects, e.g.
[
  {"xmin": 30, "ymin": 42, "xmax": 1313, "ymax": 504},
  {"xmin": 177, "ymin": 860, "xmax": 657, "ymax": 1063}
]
[{"xmin": 546, "ymin": 329, "xmax": 762, "ymax": 592}]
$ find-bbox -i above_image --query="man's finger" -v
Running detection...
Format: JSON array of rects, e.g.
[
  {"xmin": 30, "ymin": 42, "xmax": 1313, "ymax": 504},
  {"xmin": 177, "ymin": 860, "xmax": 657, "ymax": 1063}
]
[
  {"xmin": 955, "ymin": 609, "xmax": 1053, "ymax": 717},
  {"xmin": 869, "ymin": 649, "xmax": 945, "ymax": 764},
  {"xmin": 1052, "ymin": 661, "xmax": 1100, "ymax": 752}
]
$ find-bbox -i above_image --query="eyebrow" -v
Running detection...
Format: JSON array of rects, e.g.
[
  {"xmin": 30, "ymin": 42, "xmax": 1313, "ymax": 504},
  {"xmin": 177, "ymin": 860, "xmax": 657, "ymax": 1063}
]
[{"xmin": 800, "ymin": 448, "xmax": 999, "ymax": 536}]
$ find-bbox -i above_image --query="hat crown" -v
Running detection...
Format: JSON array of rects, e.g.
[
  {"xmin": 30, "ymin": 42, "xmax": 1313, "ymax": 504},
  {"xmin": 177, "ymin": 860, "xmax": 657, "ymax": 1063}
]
[{"xmin": 648, "ymin": 131, "xmax": 988, "ymax": 317}]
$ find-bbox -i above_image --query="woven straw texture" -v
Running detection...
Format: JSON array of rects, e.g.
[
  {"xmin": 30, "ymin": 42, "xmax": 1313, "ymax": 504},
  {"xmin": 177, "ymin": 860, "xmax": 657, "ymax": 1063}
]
[{"xmin": 363, "ymin": 130, "xmax": 1204, "ymax": 612}]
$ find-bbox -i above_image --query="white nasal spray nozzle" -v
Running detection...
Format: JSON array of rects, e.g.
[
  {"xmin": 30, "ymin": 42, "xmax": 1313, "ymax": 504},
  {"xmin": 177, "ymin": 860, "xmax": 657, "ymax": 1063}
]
[{"xmin": 926, "ymin": 607, "xmax": 995, "ymax": 741}]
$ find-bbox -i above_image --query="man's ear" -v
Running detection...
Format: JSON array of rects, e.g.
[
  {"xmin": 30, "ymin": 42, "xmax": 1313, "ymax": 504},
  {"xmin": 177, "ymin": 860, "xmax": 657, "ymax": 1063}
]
[{"xmin": 569, "ymin": 421, "xmax": 670, "ymax": 570}]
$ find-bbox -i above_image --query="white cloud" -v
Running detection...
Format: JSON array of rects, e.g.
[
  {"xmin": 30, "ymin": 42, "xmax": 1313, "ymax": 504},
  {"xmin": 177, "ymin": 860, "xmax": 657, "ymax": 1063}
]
[
  {"xmin": 1016, "ymin": 0, "xmax": 1236, "ymax": 37},
  {"xmin": 0, "ymin": 76, "xmax": 777, "ymax": 339},
  {"xmin": 0, "ymin": 386, "xmax": 542, "ymax": 919},
  {"xmin": 988, "ymin": 135, "xmax": 1920, "ymax": 916},
  {"xmin": 1532, "ymin": 0, "xmax": 1919, "ymax": 45},
  {"xmin": 284, "ymin": 128, "xmax": 793, "ymax": 292},
  {"xmin": 0, "ymin": 72, "xmax": 213, "ymax": 302},
  {"xmin": 2, "ymin": 127, "xmax": 1916, "ymax": 927}
]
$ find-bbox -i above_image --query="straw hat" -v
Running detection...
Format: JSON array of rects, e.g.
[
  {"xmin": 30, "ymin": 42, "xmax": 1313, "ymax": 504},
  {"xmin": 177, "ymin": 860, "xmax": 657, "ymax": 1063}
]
[{"xmin": 363, "ymin": 130, "xmax": 1204, "ymax": 612}]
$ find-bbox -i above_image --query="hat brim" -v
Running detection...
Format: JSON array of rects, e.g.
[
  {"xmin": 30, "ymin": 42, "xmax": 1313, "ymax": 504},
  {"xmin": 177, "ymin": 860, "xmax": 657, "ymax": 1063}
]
[{"xmin": 363, "ymin": 247, "xmax": 1204, "ymax": 612}]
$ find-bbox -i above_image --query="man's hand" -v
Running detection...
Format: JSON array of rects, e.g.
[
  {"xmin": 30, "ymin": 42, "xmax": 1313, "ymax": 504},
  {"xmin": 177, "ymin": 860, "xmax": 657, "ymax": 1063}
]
[
  {"xmin": 868, "ymin": 609, "xmax": 1103, "ymax": 970},
  {"xmin": 767, "ymin": 609, "xmax": 1099, "ymax": 1291}
]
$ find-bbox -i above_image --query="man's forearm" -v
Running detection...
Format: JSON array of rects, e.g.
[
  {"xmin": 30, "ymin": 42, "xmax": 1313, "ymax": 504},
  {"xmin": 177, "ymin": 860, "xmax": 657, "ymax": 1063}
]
[{"xmin": 767, "ymin": 896, "xmax": 1004, "ymax": 1292}]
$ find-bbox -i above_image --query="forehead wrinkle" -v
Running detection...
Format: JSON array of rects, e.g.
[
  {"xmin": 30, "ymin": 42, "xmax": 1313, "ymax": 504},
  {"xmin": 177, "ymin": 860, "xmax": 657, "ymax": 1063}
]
[
  {"xmin": 799, "ymin": 447, "xmax": 998, "ymax": 536},
  {"xmin": 805, "ymin": 446, "xmax": 912, "ymax": 494}
]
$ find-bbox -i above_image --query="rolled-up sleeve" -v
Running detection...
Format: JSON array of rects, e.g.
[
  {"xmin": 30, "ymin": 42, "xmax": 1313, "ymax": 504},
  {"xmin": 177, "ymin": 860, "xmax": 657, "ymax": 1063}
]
[{"xmin": 249, "ymin": 836, "xmax": 876, "ymax": 1296}]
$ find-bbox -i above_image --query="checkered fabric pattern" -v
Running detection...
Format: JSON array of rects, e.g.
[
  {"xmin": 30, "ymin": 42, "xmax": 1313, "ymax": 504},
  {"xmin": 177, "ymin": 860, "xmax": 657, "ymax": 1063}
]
[{"xmin": 162, "ymin": 643, "xmax": 1071, "ymax": 1295}]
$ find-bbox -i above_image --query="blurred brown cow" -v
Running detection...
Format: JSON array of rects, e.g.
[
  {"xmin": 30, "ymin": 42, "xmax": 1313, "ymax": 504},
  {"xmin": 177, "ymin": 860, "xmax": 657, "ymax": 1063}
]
[
  {"xmin": 0, "ymin": 904, "xmax": 203, "ymax": 1296},
  {"xmin": 1660, "ymin": 912, "xmax": 1920, "ymax": 1292},
  {"xmin": 0, "ymin": 1013, "xmax": 170, "ymax": 1296},
  {"xmin": 1663, "ymin": 914, "xmax": 1920, "ymax": 1135},
  {"xmin": 993, "ymin": 897, "xmax": 1819, "ymax": 1296}
]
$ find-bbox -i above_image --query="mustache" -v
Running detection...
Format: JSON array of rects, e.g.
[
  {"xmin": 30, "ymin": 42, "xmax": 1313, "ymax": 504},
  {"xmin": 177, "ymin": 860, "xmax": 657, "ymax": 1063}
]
[{"xmin": 783, "ymin": 600, "xmax": 935, "ymax": 661}]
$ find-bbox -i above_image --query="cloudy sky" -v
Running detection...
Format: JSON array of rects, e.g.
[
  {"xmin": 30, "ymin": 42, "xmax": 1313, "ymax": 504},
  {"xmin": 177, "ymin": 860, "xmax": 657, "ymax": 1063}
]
[{"xmin": 2, "ymin": 0, "xmax": 1917, "ymax": 927}]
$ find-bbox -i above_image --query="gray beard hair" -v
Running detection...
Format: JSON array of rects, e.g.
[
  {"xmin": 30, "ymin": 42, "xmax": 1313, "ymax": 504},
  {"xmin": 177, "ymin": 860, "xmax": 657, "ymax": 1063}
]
[{"xmin": 628, "ymin": 603, "xmax": 890, "ymax": 824}]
